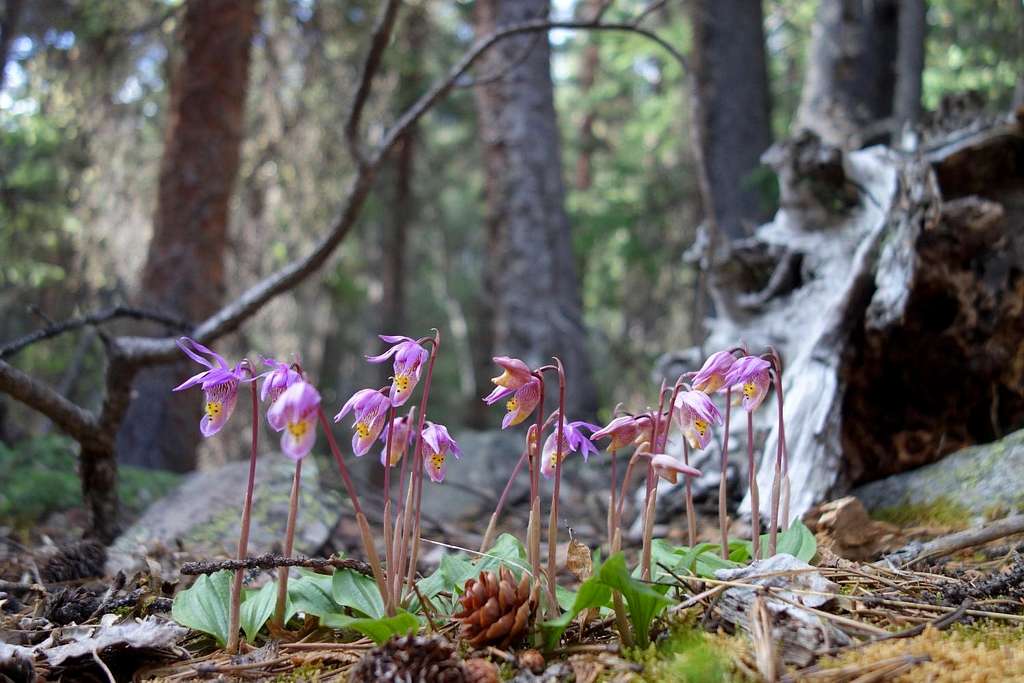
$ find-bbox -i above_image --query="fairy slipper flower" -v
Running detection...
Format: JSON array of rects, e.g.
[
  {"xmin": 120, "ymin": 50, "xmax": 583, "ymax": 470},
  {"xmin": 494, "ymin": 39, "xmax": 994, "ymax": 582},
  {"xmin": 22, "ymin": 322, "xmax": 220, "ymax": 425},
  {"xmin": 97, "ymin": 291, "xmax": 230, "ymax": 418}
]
[
  {"xmin": 590, "ymin": 415, "xmax": 642, "ymax": 452},
  {"xmin": 692, "ymin": 350, "xmax": 736, "ymax": 394},
  {"xmin": 379, "ymin": 414, "xmax": 415, "ymax": 467},
  {"xmin": 366, "ymin": 335, "xmax": 429, "ymax": 407},
  {"xmin": 422, "ymin": 422, "xmax": 461, "ymax": 483},
  {"xmin": 492, "ymin": 377, "xmax": 541, "ymax": 429},
  {"xmin": 490, "ymin": 356, "xmax": 533, "ymax": 389},
  {"xmin": 335, "ymin": 388, "xmax": 391, "ymax": 456},
  {"xmin": 724, "ymin": 356, "xmax": 772, "ymax": 412},
  {"xmin": 267, "ymin": 380, "xmax": 321, "ymax": 460},
  {"xmin": 648, "ymin": 453, "xmax": 702, "ymax": 484},
  {"xmin": 172, "ymin": 337, "xmax": 246, "ymax": 437},
  {"xmin": 540, "ymin": 420, "xmax": 600, "ymax": 479},
  {"xmin": 261, "ymin": 359, "xmax": 302, "ymax": 431},
  {"xmin": 675, "ymin": 390, "xmax": 723, "ymax": 450}
]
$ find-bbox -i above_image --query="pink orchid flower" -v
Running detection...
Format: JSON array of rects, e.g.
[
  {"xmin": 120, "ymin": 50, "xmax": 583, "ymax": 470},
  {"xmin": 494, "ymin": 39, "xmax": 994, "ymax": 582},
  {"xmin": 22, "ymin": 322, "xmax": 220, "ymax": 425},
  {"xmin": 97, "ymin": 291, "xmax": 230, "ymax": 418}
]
[
  {"xmin": 692, "ymin": 350, "xmax": 736, "ymax": 394},
  {"xmin": 260, "ymin": 359, "xmax": 302, "ymax": 431},
  {"xmin": 366, "ymin": 335, "xmax": 429, "ymax": 407},
  {"xmin": 379, "ymin": 414, "xmax": 416, "ymax": 467},
  {"xmin": 172, "ymin": 337, "xmax": 246, "ymax": 437},
  {"xmin": 590, "ymin": 415, "xmax": 644, "ymax": 452},
  {"xmin": 540, "ymin": 420, "xmax": 600, "ymax": 479},
  {"xmin": 266, "ymin": 380, "xmax": 321, "ymax": 460},
  {"xmin": 724, "ymin": 356, "xmax": 772, "ymax": 412},
  {"xmin": 675, "ymin": 390, "xmax": 723, "ymax": 450},
  {"xmin": 422, "ymin": 422, "xmax": 461, "ymax": 483},
  {"xmin": 648, "ymin": 453, "xmax": 702, "ymax": 484},
  {"xmin": 335, "ymin": 388, "xmax": 391, "ymax": 456}
]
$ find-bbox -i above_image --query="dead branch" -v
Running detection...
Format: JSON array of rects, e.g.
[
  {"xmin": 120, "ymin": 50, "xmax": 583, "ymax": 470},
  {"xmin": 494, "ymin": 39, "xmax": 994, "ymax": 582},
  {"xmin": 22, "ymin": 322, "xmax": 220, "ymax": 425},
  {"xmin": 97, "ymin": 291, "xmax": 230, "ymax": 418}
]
[
  {"xmin": 0, "ymin": 359, "xmax": 99, "ymax": 441},
  {"xmin": 896, "ymin": 514, "xmax": 1024, "ymax": 566},
  {"xmin": 344, "ymin": 0, "xmax": 402, "ymax": 166},
  {"xmin": 0, "ymin": 306, "xmax": 190, "ymax": 360},
  {"xmin": 180, "ymin": 554, "xmax": 372, "ymax": 577}
]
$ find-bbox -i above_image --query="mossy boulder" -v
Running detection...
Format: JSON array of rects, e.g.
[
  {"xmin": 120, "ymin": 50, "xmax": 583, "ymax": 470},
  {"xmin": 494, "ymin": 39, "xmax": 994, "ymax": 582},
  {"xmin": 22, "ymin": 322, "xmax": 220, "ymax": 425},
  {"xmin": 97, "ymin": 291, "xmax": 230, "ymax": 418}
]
[
  {"xmin": 853, "ymin": 429, "xmax": 1024, "ymax": 522},
  {"xmin": 107, "ymin": 455, "xmax": 341, "ymax": 574}
]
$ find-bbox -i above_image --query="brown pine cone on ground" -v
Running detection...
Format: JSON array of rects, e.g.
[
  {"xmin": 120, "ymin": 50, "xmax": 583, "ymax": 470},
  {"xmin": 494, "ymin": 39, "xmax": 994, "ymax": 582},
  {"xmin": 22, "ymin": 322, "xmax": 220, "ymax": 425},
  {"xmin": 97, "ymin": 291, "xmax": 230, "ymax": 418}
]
[
  {"xmin": 464, "ymin": 658, "xmax": 500, "ymax": 683},
  {"xmin": 452, "ymin": 565, "xmax": 538, "ymax": 649},
  {"xmin": 349, "ymin": 634, "xmax": 467, "ymax": 682}
]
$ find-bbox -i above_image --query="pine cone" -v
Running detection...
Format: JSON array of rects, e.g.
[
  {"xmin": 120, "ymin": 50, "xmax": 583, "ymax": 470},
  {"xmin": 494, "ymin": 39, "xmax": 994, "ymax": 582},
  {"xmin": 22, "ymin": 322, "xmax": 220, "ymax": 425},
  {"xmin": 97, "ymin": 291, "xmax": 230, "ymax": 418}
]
[
  {"xmin": 349, "ymin": 634, "xmax": 466, "ymax": 683},
  {"xmin": 464, "ymin": 658, "xmax": 499, "ymax": 683},
  {"xmin": 452, "ymin": 566, "xmax": 538, "ymax": 649},
  {"xmin": 40, "ymin": 540, "xmax": 106, "ymax": 582}
]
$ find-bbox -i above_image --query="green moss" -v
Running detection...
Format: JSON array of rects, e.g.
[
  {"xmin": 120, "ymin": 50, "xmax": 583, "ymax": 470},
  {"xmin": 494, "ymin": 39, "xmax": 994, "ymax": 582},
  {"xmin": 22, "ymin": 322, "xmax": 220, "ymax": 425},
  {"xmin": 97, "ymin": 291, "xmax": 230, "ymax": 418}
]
[
  {"xmin": 632, "ymin": 618, "xmax": 743, "ymax": 682},
  {"xmin": 0, "ymin": 435, "xmax": 181, "ymax": 528},
  {"xmin": 871, "ymin": 497, "xmax": 970, "ymax": 529},
  {"xmin": 949, "ymin": 621, "xmax": 1024, "ymax": 648}
]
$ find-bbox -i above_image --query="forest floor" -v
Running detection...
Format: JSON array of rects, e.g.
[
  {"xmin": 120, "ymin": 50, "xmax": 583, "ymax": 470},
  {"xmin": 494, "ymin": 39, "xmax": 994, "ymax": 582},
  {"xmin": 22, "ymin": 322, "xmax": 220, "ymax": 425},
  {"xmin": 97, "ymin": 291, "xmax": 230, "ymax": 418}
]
[{"xmin": 3, "ymin": 498, "xmax": 1024, "ymax": 682}]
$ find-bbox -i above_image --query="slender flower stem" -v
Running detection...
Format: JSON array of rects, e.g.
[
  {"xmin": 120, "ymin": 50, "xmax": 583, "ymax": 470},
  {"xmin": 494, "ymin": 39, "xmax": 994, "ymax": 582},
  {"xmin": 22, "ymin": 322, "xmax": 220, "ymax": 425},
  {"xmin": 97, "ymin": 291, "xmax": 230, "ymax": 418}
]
[
  {"xmin": 227, "ymin": 368, "xmax": 259, "ymax": 653},
  {"xmin": 527, "ymin": 377, "xmax": 546, "ymax": 587},
  {"xmin": 542, "ymin": 360, "xmax": 566, "ymax": 615},
  {"xmin": 381, "ymin": 404, "xmax": 396, "ymax": 615},
  {"xmin": 400, "ymin": 331, "xmax": 439, "ymax": 600},
  {"xmin": 607, "ymin": 449, "xmax": 617, "ymax": 552},
  {"xmin": 747, "ymin": 410, "xmax": 761, "ymax": 559},
  {"xmin": 767, "ymin": 350, "xmax": 789, "ymax": 555},
  {"xmin": 480, "ymin": 443, "xmax": 530, "ymax": 553},
  {"xmin": 273, "ymin": 459, "xmax": 302, "ymax": 628},
  {"xmin": 389, "ymin": 406, "xmax": 415, "ymax": 605},
  {"xmin": 641, "ymin": 382, "xmax": 668, "ymax": 580},
  {"xmin": 683, "ymin": 440, "xmax": 696, "ymax": 548},
  {"xmin": 317, "ymin": 407, "xmax": 388, "ymax": 604},
  {"xmin": 719, "ymin": 389, "xmax": 732, "ymax": 560},
  {"xmin": 393, "ymin": 336, "xmax": 437, "ymax": 604}
]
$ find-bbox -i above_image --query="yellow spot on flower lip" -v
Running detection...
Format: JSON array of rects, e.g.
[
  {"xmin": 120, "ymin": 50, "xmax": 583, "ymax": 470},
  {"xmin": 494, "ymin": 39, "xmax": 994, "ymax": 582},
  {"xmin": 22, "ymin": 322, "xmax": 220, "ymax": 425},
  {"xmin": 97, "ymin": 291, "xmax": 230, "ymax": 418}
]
[
  {"xmin": 356, "ymin": 422, "xmax": 370, "ymax": 438},
  {"xmin": 394, "ymin": 374, "xmax": 410, "ymax": 392},
  {"xmin": 506, "ymin": 397, "xmax": 518, "ymax": 412},
  {"xmin": 743, "ymin": 382, "xmax": 757, "ymax": 399},
  {"xmin": 205, "ymin": 401, "xmax": 222, "ymax": 418},
  {"xmin": 287, "ymin": 420, "xmax": 309, "ymax": 438}
]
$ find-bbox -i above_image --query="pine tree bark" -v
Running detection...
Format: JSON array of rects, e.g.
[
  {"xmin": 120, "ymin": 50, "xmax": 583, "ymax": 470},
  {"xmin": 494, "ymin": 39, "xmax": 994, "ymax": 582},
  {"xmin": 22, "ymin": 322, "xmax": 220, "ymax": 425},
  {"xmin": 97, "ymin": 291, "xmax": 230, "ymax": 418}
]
[
  {"xmin": 797, "ymin": 0, "xmax": 898, "ymax": 146},
  {"xmin": 689, "ymin": 0, "xmax": 773, "ymax": 241},
  {"xmin": 472, "ymin": 0, "xmax": 596, "ymax": 417},
  {"xmin": 894, "ymin": 0, "xmax": 926, "ymax": 130},
  {"xmin": 117, "ymin": 0, "xmax": 256, "ymax": 471}
]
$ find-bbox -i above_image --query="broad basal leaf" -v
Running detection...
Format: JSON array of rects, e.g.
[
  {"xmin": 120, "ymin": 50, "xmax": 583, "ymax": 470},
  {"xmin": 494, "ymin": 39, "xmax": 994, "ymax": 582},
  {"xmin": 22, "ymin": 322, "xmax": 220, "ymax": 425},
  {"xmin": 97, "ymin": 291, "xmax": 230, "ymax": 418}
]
[
  {"xmin": 239, "ymin": 582, "xmax": 278, "ymax": 644},
  {"xmin": 171, "ymin": 570, "xmax": 232, "ymax": 646},
  {"xmin": 332, "ymin": 567, "xmax": 385, "ymax": 619},
  {"xmin": 323, "ymin": 609, "xmax": 420, "ymax": 645}
]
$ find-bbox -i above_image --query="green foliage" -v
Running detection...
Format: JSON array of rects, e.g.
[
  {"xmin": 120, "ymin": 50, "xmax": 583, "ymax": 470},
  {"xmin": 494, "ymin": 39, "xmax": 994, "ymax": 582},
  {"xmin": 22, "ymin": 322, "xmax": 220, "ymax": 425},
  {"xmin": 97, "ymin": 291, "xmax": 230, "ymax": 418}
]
[
  {"xmin": 239, "ymin": 582, "xmax": 277, "ymax": 644},
  {"xmin": 321, "ymin": 610, "xmax": 419, "ymax": 645},
  {"xmin": 541, "ymin": 570, "xmax": 613, "ymax": 650},
  {"xmin": 332, "ymin": 567, "xmax": 385, "ymax": 619},
  {"xmin": 171, "ymin": 570, "xmax": 233, "ymax": 646},
  {"xmin": 0, "ymin": 435, "xmax": 180, "ymax": 527},
  {"xmin": 634, "ymin": 618, "xmax": 738, "ymax": 683}
]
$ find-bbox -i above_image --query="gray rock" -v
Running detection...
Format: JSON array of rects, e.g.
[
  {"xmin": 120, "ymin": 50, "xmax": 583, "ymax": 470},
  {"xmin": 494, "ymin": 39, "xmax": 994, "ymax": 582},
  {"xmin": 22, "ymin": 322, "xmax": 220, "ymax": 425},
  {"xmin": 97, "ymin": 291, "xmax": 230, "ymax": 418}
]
[
  {"xmin": 419, "ymin": 429, "xmax": 525, "ymax": 522},
  {"xmin": 107, "ymin": 455, "xmax": 341, "ymax": 575},
  {"xmin": 853, "ymin": 429, "xmax": 1024, "ymax": 519}
]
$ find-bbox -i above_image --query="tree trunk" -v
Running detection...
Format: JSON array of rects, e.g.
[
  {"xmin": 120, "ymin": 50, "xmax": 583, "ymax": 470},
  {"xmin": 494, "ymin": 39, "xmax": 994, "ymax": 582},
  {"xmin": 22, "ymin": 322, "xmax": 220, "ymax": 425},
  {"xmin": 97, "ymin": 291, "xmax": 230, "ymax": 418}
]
[
  {"xmin": 689, "ymin": 0, "xmax": 773, "ymax": 241},
  {"xmin": 573, "ymin": 0, "xmax": 603, "ymax": 192},
  {"xmin": 0, "ymin": 0, "xmax": 24, "ymax": 94},
  {"xmin": 117, "ymin": 0, "xmax": 256, "ymax": 471},
  {"xmin": 894, "ymin": 0, "xmax": 926, "ymax": 131},
  {"xmin": 796, "ymin": 0, "xmax": 898, "ymax": 146},
  {"xmin": 472, "ymin": 0, "xmax": 597, "ymax": 418},
  {"xmin": 380, "ymin": 6, "xmax": 426, "ymax": 345}
]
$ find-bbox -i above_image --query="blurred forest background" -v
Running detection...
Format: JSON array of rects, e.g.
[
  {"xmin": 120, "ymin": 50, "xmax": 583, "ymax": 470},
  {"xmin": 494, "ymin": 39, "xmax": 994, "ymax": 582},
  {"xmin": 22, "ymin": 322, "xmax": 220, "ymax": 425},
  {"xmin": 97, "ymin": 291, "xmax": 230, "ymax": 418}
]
[{"xmin": 1, "ymin": 0, "xmax": 1022, "ymax": 538}]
